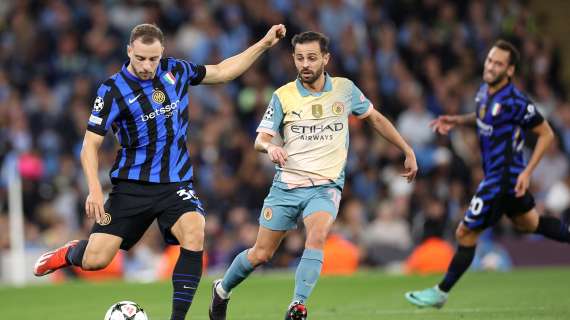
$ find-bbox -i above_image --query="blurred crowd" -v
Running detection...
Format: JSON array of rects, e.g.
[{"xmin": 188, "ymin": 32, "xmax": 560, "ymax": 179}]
[{"xmin": 0, "ymin": 0, "xmax": 569, "ymax": 279}]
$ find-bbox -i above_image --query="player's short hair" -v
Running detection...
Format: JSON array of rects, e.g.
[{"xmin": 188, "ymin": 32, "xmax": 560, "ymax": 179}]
[
  {"xmin": 291, "ymin": 31, "xmax": 329, "ymax": 53},
  {"xmin": 130, "ymin": 23, "xmax": 164, "ymax": 45},
  {"xmin": 493, "ymin": 39, "xmax": 520, "ymax": 67}
]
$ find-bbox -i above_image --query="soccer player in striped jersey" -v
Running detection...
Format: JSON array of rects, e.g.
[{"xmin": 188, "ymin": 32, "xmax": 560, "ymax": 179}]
[
  {"xmin": 405, "ymin": 40, "xmax": 570, "ymax": 308},
  {"xmin": 33, "ymin": 23, "xmax": 286, "ymax": 320},
  {"xmin": 209, "ymin": 31, "xmax": 417, "ymax": 320}
]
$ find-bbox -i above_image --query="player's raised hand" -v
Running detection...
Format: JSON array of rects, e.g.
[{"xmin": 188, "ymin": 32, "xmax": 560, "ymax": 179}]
[
  {"xmin": 267, "ymin": 144, "xmax": 288, "ymax": 167},
  {"xmin": 430, "ymin": 115, "xmax": 459, "ymax": 135},
  {"xmin": 85, "ymin": 189, "xmax": 105, "ymax": 224},
  {"xmin": 261, "ymin": 24, "xmax": 286, "ymax": 48},
  {"xmin": 514, "ymin": 170, "xmax": 530, "ymax": 197},
  {"xmin": 401, "ymin": 152, "xmax": 418, "ymax": 183}
]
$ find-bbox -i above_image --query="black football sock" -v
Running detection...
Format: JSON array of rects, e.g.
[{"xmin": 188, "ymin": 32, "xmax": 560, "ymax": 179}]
[
  {"xmin": 535, "ymin": 216, "xmax": 570, "ymax": 243},
  {"xmin": 65, "ymin": 240, "xmax": 88, "ymax": 267},
  {"xmin": 171, "ymin": 248, "xmax": 202, "ymax": 320},
  {"xmin": 438, "ymin": 245, "xmax": 476, "ymax": 293}
]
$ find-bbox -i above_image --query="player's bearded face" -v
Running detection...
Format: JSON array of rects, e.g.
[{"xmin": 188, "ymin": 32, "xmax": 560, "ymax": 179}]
[
  {"xmin": 293, "ymin": 42, "xmax": 329, "ymax": 85},
  {"xmin": 483, "ymin": 47, "xmax": 513, "ymax": 86},
  {"xmin": 127, "ymin": 39, "xmax": 164, "ymax": 80}
]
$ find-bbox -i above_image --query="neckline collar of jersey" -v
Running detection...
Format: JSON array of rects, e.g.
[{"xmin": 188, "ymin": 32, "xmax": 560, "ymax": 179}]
[
  {"xmin": 486, "ymin": 80, "xmax": 513, "ymax": 100},
  {"xmin": 296, "ymin": 72, "xmax": 333, "ymax": 97},
  {"xmin": 121, "ymin": 61, "xmax": 160, "ymax": 83}
]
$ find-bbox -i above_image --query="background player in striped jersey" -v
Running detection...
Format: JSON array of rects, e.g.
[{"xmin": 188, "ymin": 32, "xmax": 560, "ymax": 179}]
[
  {"xmin": 209, "ymin": 31, "xmax": 417, "ymax": 320},
  {"xmin": 405, "ymin": 40, "xmax": 570, "ymax": 308},
  {"xmin": 33, "ymin": 23, "xmax": 286, "ymax": 320}
]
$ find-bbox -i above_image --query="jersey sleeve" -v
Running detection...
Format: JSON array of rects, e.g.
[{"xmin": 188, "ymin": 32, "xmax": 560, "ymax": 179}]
[
  {"xmin": 86, "ymin": 83, "xmax": 120, "ymax": 136},
  {"xmin": 179, "ymin": 59, "xmax": 206, "ymax": 86},
  {"xmin": 514, "ymin": 100, "xmax": 544, "ymax": 129},
  {"xmin": 350, "ymin": 82, "xmax": 374, "ymax": 119},
  {"xmin": 256, "ymin": 93, "xmax": 284, "ymax": 136}
]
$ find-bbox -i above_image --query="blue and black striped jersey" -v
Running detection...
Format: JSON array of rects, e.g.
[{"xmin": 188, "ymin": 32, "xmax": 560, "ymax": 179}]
[
  {"xmin": 87, "ymin": 57, "xmax": 206, "ymax": 183},
  {"xmin": 474, "ymin": 82, "xmax": 544, "ymax": 194}
]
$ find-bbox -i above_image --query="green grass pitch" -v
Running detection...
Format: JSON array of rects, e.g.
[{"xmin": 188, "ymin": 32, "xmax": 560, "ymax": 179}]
[{"xmin": 1, "ymin": 267, "xmax": 569, "ymax": 319}]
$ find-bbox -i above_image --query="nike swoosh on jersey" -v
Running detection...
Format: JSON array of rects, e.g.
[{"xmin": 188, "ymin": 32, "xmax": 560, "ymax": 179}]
[{"xmin": 128, "ymin": 93, "xmax": 142, "ymax": 104}]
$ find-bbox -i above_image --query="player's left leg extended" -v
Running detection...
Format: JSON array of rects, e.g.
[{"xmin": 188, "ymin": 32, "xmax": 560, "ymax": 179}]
[
  {"xmin": 406, "ymin": 222, "xmax": 483, "ymax": 308},
  {"xmin": 169, "ymin": 211, "xmax": 206, "ymax": 320},
  {"xmin": 511, "ymin": 208, "xmax": 570, "ymax": 243}
]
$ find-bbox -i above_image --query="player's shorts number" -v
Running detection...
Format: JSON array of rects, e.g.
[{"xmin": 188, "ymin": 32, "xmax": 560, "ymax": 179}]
[
  {"xmin": 469, "ymin": 196, "xmax": 484, "ymax": 216},
  {"xmin": 327, "ymin": 188, "xmax": 341, "ymax": 210}
]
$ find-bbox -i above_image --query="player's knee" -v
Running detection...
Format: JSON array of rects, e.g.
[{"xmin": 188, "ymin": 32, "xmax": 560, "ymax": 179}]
[
  {"xmin": 513, "ymin": 220, "xmax": 536, "ymax": 233},
  {"xmin": 455, "ymin": 225, "xmax": 472, "ymax": 243},
  {"xmin": 512, "ymin": 214, "xmax": 538, "ymax": 233},
  {"xmin": 249, "ymin": 247, "xmax": 274, "ymax": 265},
  {"xmin": 179, "ymin": 229, "xmax": 205, "ymax": 250},
  {"xmin": 305, "ymin": 229, "xmax": 328, "ymax": 249}
]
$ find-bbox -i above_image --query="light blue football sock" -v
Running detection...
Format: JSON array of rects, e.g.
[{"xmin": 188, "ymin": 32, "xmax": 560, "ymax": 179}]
[
  {"xmin": 293, "ymin": 248, "xmax": 324, "ymax": 303},
  {"xmin": 221, "ymin": 250, "xmax": 255, "ymax": 293}
]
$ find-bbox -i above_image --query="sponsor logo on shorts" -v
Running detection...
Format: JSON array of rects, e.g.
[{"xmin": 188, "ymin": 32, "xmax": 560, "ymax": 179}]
[
  {"xmin": 263, "ymin": 207, "xmax": 273, "ymax": 221},
  {"xmin": 98, "ymin": 213, "xmax": 112, "ymax": 226}
]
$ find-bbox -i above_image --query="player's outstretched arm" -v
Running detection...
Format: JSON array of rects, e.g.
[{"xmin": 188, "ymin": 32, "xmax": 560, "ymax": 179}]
[
  {"xmin": 80, "ymin": 131, "xmax": 106, "ymax": 224},
  {"xmin": 255, "ymin": 132, "xmax": 287, "ymax": 167},
  {"xmin": 514, "ymin": 120, "xmax": 554, "ymax": 196},
  {"xmin": 365, "ymin": 109, "xmax": 418, "ymax": 182},
  {"xmin": 430, "ymin": 113, "xmax": 476, "ymax": 135},
  {"xmin": 201, "ymin": 24, "xmax": 286, "ymax": 84}
]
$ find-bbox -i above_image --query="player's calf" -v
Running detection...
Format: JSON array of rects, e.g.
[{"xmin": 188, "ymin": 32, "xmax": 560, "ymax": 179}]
[{"xmin": 534, "ymin": 216, "xmax": 570, "ymax": 243}]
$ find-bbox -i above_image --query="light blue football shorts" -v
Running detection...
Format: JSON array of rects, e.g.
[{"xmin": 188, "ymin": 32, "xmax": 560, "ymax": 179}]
[{"xmin": 259, "ymin": 184, "xmax": 342, "ymax": 231}]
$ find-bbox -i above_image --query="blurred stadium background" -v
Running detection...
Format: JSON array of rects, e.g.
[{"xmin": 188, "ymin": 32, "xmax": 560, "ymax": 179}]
[{"xmin": 0, "ymin": 0, "xmax": 569, "ymax": 290}]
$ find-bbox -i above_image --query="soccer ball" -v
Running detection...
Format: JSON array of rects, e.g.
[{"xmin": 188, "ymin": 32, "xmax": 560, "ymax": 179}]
[{"xmin": 104, "ymin": 301, "xmax": 148, "ymax": 320}]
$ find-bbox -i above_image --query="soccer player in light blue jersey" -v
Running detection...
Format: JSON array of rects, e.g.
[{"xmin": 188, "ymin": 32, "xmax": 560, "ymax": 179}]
[{"xmin": 209, "ymin": 31, "xmax": 417, "ymax": 320}]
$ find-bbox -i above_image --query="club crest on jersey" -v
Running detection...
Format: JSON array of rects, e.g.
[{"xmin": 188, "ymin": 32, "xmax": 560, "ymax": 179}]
[
  {"xmin": 152, "ymin": 89, "xmax": 166, "ymax": 104},
  {"xmin": 478, "ymin": 104, "xmax": 486, "ymax": 119},
  {"xmin": 163, "ymin": 71, "xmax": 176, "ymax": 85},
  {"xmin": 263, "ymin": 207, "xmax": 273, "ymax": 221},
  {"xmin": 98, "ymin": 213, "xmax": 112, "ymax": 226},
  {"xmin": 491, "ymin": 103, "xmax": 501, "ymax": 117},
  {"xmin": 332, "ymin": 102, "xmax": 345, "ymax": 115},
  {"xmin": 312, "ymin": 104, "xmax": 323, "ymax": 118}
]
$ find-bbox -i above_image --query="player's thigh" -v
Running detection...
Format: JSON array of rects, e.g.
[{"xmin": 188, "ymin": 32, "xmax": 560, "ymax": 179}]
[
  {"xmin": 91, "ymin": 181, "xmax": 157, "ymax": 251},
  {"xmin": 259, "ymin": 185, "xmax": 303, "ymax": 231}
]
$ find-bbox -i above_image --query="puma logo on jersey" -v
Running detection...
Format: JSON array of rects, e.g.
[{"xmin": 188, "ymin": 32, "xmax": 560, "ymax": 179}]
[{"xmin": 291, "ymin": 110, "xmax": 302, "ymax": 119}]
